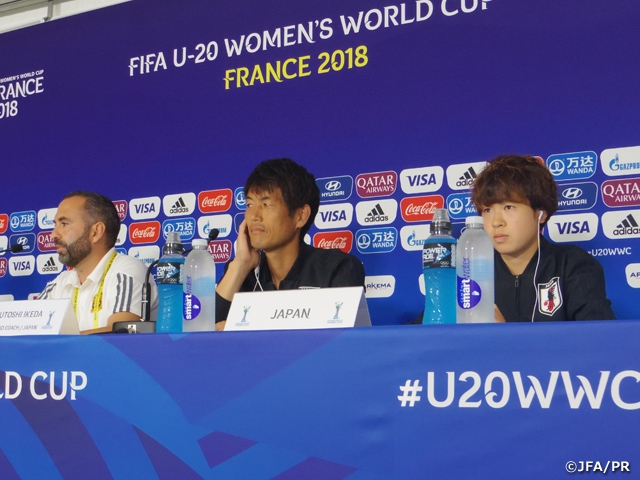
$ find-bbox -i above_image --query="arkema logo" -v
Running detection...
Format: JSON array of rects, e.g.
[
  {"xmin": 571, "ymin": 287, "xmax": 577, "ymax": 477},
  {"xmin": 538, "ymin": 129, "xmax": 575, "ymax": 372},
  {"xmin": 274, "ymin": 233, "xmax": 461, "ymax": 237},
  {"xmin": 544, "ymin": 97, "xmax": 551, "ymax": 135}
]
[
  {"xmin": 9, "ymin": 211, "xmax": 36, "ymax": 232},
  {"xmin": 317, "ymin": 175, "xmax": 353, "ymax": 202},
  {"xmin": 130, "ymin": 196, "xmax": 161, "ymax": 220},
  {"xmin": 356, "ymin": 227, "xmax": 397, "ymax": 254},
  {"xmin": 548, "ymin": 213, "xmax": 598, "ymax": 243},
  {"xmin": 37, "ymin": 208, "xmax": 57, "ymax": 230},
  {"xmin": 446, "ymin": 162, "xmax": 487, "ymax": 191},
  {"xmin": 364, "ymin": 275, "xmax": 396, "ymax": 298},
  {"xmin": 163, "ymin": 192, "xmax": 196, "ymax": 217},
  {"xmin": 399, "ymin": 166, "xmax": 444, "ymax": 194},
  {"xmin": 128, "ymin": 246, "xmax": 160, "ymax": 268},
  {"xmin": 162, "ymin": 218, "xmax": 196, "ymax": 241},
  {"xmin": 556, "ymin": 182, "xmax": 598, "ymax": 212},
  {"xmin": 10, "ymin": 233, "xmax": 36, "ymax": 255},
  {"xmin": 626, "ymin": 263, "xmax": 640, "ymax": 288},
  {"xmin": 546, "ymin": 151, "xmax": 596, "ymax": 181},
  {"xmin": 602, "ymin": 210, "xmax": 640, "ymax": 239},
  {"xmin": 446, "ymin": 193, "xmax": 476, "ymax": 221},
  {"xmin": 116, "ymin": 224, "xmax": 127, "ymax": 246},
  {"xmin": 37, "ymin": 254, "xmax": 62, "ymax": 275},
  {"xmin": 314, "ymin": 203, "xmax": 353, "ymax": 230},
  {"xmin": 355, "ymin": 199, "xmax": 397, "ymax": 226},
  {"xmin": 601, "ymin": 146, "xmax": 640, "ymax": 177}
]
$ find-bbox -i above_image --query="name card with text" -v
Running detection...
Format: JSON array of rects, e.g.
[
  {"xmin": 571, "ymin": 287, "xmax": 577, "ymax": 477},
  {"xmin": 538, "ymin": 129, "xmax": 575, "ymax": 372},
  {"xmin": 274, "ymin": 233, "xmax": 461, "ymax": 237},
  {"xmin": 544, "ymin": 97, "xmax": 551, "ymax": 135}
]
[
  {"xmin": 225, "ymin": 287, "xmax": 371, "ymax": 331},
  {"xmin": 0, "ymin": 299, "xmax": 79, "ymax": 336}
]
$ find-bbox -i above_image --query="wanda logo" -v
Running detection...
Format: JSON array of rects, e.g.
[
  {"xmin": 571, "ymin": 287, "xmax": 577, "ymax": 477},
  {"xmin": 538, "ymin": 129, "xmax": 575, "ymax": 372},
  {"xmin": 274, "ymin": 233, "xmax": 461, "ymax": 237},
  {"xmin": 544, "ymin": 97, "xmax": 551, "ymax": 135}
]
[
  {"xmin": 129, "ymin": 221, "xmax": 161, "ymax": 244},
  {"xmin": 0, "ymin": 258, "xmax": 6, "ymax": 277},
  {"xmin": 313, "ymin": 230, "xmax": 353, "ymax": 253},
  {"xmin": 112, "ymin": 201, "xmax": 128, "ymax": 221},
  {"xmin": 400, "ymin": 195, "xmax": 444, "ymax": 222},
  {"xmin": 0, "ymin": 214, "xmax": 8, "ymax": 234},
  {"xmin": 198, "ymin": 189, "xmax": 232, "ymax": 213},
  {"xmin": 37, "ymin": 232, "xmax": 57, "ymax": 252}
]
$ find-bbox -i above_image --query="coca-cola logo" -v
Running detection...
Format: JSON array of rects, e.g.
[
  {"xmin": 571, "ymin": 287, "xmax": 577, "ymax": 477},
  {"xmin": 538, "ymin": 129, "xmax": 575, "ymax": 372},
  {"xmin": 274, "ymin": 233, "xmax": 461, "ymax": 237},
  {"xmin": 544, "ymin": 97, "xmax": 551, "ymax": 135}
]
[
  {"xmin": 207, "ymin": 239, "xmax": 232, "ymax": 263},
  {"xmin": 0, "ymin": 214, "xmax": 8, "ymax": 234},
  {"xmin": 400, "ymin": 195, "xmax": 444, "ymax": 222},
  {"xmin": 113, "ymin": 200, "xmax": 128, "ymax": 221},
  {"xmin": 198, "ymin": 189, "xmax": 232, "ymax": 213},
  {"xmin": 37, "ymin": 232, "xmax": 57, "ymax": 252},
  {"xmin": 313, "ymin": 230, "xmax": 353, "ymax": 253},
  {"xmin": 129, "ymin": 221, "xmax": 161, "ymax": 244},
  {"xmin": 0, "ymin": 258, "xmax": 6, "ymax": 277}
]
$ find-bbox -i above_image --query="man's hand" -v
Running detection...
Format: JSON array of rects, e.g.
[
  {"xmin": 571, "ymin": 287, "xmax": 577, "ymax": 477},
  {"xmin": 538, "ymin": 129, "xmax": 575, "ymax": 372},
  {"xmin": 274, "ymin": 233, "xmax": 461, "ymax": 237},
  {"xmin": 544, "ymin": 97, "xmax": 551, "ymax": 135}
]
[
  {"xmin": 494, "ymin": 304, "xmax": 506, "ymax": 323},
  {"xmin": 234, "ymin": 219, "xmax": 260, "ymax": 272}
]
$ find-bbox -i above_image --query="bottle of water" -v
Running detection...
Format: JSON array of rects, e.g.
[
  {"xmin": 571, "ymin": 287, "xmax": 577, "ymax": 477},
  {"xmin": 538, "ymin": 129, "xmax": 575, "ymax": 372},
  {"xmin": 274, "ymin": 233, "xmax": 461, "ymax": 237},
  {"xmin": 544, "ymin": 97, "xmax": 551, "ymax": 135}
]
[
  {"xmin": 422, "ymin": 209, "xmax": 457, "ymax": 324},
  {"xmin": 156, "ymin": 232, "xmax": 185, "ymax": 333},
  {"xmin": 182, "ymin": 238, "xmax": 216, "ymax": 332},
  {"xmin": 456, "ymin": 216, "xmax": 494, "ymax": 323}
]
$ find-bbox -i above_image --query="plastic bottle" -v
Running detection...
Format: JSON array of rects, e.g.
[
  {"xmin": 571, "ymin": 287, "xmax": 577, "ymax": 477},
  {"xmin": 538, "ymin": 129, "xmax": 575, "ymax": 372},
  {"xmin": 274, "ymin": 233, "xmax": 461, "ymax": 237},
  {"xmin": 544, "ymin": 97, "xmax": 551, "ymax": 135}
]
[
  {"xmin": 422, "ymin": 209, "xmax": 457, "ymax": 324},
  {"xmin": 156, "ymin": 232, "xmax": 185, "ymax": 333},
  {"xmin": 182, "ymin": 238, "xmax": 216, "ymax": 332},
  {"xmin": 456, "ymin": 216, "xmax": 494, "ymax": 323}
]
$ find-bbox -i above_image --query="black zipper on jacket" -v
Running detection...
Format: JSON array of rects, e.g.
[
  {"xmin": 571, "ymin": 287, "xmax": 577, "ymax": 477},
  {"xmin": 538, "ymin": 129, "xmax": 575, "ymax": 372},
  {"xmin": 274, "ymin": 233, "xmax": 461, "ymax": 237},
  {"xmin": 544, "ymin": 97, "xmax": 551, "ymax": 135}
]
[{"xmin": 514, "ymin": 275, "xmax": 520, "ymax": 319}]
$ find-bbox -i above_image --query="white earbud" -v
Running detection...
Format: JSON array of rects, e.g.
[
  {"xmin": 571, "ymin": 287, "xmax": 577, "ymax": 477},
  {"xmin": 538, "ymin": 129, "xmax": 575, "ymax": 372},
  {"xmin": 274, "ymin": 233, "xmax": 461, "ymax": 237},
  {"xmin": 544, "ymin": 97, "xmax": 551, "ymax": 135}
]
[{"xmin": 538, "ymin": 211, "xmax": 544, "ymax": 222}]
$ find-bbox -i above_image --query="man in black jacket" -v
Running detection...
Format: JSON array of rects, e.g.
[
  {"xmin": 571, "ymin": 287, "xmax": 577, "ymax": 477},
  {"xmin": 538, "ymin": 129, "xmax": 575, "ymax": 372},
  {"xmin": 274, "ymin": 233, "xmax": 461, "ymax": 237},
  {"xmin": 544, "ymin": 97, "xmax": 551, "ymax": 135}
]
[{"xmin": 471, "ymin": 154, "xmax": 615, "ymax": 322}]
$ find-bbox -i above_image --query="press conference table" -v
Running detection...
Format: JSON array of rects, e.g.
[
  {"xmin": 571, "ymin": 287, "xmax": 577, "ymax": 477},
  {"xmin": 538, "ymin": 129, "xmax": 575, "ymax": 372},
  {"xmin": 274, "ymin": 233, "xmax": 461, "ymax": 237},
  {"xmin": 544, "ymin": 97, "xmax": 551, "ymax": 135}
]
[{"xmin": 1, "ymin": 321, "xmax": 638, "ymax": 479}]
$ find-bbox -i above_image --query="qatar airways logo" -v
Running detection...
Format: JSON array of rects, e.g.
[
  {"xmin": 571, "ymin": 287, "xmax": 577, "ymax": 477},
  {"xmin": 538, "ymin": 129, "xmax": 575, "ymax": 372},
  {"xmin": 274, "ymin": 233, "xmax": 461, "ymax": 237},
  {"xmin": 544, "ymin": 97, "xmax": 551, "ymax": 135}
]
[
  {"xmin": 129, "ymin": 221, "xmax": 161, "ymax": 244},
  {"xmin": 130, "ymin": 197, "xmax": 161, "ymax": 220},
  {"xmin": 355, "ymin": 171, "xmax": 397, "ymax": 198},
  {"xmin": 400, "ymin": 195, "xmax": 444, "ymax": 222},
  {"xmin": 163, "ymin": 192, "xmax": 196, "ymax": 217},
  {"xmin": 0, "ymin": 214, "xmax": 8, "ymax": 234},
  {"xmin": 198, "ymin": 189, "xmax": 232, "ymax": 213},
  {"xmin": 0, "ymin": 258, "xmax": 6, "ymax": 277},
  {"xmin": 313, "ymin": 230, "xmax": 353, "ymax": 253},
  {"xmin": 208, "ymin": 239, "xmax": 232, "ymax": 263},
  {"xmin": 601, "ymin": 178, "xmax": 640, "ymax": 208},
  {"xmin": 37, "ymin": 232, "xmax": 56, "ymax": 252},
  {"xmin": 113, "ymin": 200, "xmax": 128, "ymax": 221}
]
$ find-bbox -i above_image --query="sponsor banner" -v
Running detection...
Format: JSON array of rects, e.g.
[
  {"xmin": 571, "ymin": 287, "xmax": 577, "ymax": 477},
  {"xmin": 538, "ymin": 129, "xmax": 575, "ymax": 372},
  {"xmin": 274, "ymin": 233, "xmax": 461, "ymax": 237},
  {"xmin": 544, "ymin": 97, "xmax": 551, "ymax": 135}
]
[
  {"xmin": 445, "ymin": 161, "xmax": 487, "ymax": 191},
  {"xmin": 9, "ymin": 211, "xmax": 36, "ymax": 233},
  {"xmin": 600, "ymin": 146, "xmax": 640, "ymax": 177},
  {"xmin": 9, "ymin": 255, "xmax": 35, "ymax": 276},
  {"xmin": 0, "ymin": 236, "xmax": 7, "ymax": 254},
  {"xmin": 162, "ymin": 217, "xmax": 196, "ymax": 242},
  {"xmin": 314, "ymin": 203, "xmax": 354, "ymax": 230},
  {"xmin": 446, "ymin": 192, "xmax": 476, "ymax": 221},
  {"xmin": 234, "ymin": 212, "xmax": 244, "ymax": 234},
  {"xmin": 234, "ymin": 187, "xmax": 246, "ymax": 210},
  {"xmin": 547, "ymin": 213, "xmax": 598, "ymax": 243},
  {"xmin": 36, "ymin": 254, "xmax": 62, "ymax": 275},
  {"xmin": 113, "ymin": 200, "xmax": 128, "ymax": 221},
  {"xmin": 128, "ymin": 245, "xmax": 160, "ymax": 268},
  {"xmin": 364, "ymin": 275, "xmax": 396, "ymax": 298},
  {"xmin": 556, "ymin": 182, "xmax": 598, "ymax": 211},
  {"xmin": 399, "ymin": 166, "xmax": 444, "ymax": 194},
  {"xmin": 355, "ymin": 199, "xmax": 397, "ymax": 226},
  {"xmin": 601, "ymin": 177, "xmax": 640, "ymax": 208},
  {"xmin": 129, "ymin": 221, "xmax": 161, "ymax": 245},
  {"xmin": 400, "ymin": 224, "xmax": 431, "ymax": 251},
  {"xmin": 317, "ymin": 175, "xmax": 353, "ymax": 203},
  {"xmin": 313, "ymin": 230, "xmax": 353, "ymax": 253},
  {"xmin": 37, "ymin": 232, "xmax": 56, "ymax": 252},
  {"xmin": 116, "ymin": 224, "xmax": 127, "ymax": 246},
  {"xmin": 400, "ymin": 195, "xmax": 444, "ymax": 223},
  {"xmin": 355, "ymin": 227, "xmax": 397, "ymax": 254},
  {"xmin": 418, "ymin": 273, "xmax": 426, "ymax": 295},
  {"xmin": 546, "ymin": 151, "xmax": 596, "ymax": 181},
  {"xmin": 0, "ymin": 214, "xmax": 8, "ymax": 234},
  {"xmin": 0, "ymin": 258, "xmax": 6, "ymax": 277},
  {"xmin": 198, "ymin": 214, "xmax": 233, "ymax": 238},
  {"xmin": 198, "ymin": 189, "xmax": 233, "ymax": 213},
  {"xmin": 115, "ymin": 247, "xmax": 127, "ymax": 255},
  {"xmin": 37, "ymin": 208, "xmax": 56, "ymax": 230},
  {"xmin": 355, "ymin": 171, "xmax": 397, "ymax": 198},
  {"xmin": 163, "ymin": 192, "xmax": 196, "ymax": 217},
  {"xmin": 626, "ymin": 263, "xmax": 640, "ymax": 288},
  {"xmin": 9, "ymin": 233, "xmax": 36, "ymax": 255},
  {"xmin": 130, "ymin": 196, "xmax": 161, "ymax": 220},
  {"xmin": 602, "ymin": 209, "xmax": 640, "ymax": 239},
  {"xmin": 208, "ymin": 239, "xmax": 233, "ymax": 263}
]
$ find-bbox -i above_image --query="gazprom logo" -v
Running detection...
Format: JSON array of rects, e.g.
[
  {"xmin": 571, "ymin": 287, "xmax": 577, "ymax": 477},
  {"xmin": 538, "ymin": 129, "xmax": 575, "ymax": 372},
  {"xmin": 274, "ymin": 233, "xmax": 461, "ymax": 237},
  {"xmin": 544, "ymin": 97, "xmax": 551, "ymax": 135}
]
[
  {"xmin": 9, "ymin": 211, "xmax": 36, "ymax": 232},
  {"xmin": 546, "ymin": 151, "xmax": 596, "ymax": 181},
  {"xmin": 317, "ymin": 175, "xmax": 353, "ymax": 203},
  {"xmin": 600, "ymin": 146, "xmax": 640, "ymax": 177},
  {"xmin": 355, "ymin": 227, "xmax": 397, "ymax": 254},
  {"xmin": 38, "ymin": 208, "xmax": 57, "ymax": 230},
  {"xmin": 446, "ymin": 193, "xmax": 476, "ymax": 221},
  {"xmin": 234, "ymin": 187, "xmax": 246, "ymax": 210},
  {"xmin": 556, "ymin": 182, "xmax": 598, "ymax": 212},
  {"xmin": 162, "ymin": 217, "xmax": 196, "ymax": 241}
]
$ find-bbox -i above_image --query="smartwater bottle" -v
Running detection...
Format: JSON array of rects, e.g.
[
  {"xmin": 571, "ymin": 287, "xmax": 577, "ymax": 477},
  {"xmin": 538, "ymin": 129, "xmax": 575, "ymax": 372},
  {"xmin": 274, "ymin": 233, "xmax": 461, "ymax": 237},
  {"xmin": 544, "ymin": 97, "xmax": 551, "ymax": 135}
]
[
  {"xmin": 156, "ymin": 232, "xmax": 185, "ymax": 333},
  {"xmin": 456, "ymin": 216, "xmax": 494, "ymax": 323},
  {"xmin": 422, "ymin": 209, "xmax": 457, "ymax": 324},
  {"xmin": 183, "ymin": 238, "xmax": 216, "ymax": 332}
]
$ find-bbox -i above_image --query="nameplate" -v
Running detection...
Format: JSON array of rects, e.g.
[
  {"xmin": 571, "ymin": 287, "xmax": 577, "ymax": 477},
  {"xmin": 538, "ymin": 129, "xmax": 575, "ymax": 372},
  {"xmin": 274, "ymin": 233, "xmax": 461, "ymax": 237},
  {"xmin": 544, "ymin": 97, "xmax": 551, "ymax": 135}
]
[
  {"xmin": 0, "ymin": 299, "xmax": 79, "ymax": 336},
  {"xmin": 226, "ymin": 286, "xmax": 371, "ymax": 331}
]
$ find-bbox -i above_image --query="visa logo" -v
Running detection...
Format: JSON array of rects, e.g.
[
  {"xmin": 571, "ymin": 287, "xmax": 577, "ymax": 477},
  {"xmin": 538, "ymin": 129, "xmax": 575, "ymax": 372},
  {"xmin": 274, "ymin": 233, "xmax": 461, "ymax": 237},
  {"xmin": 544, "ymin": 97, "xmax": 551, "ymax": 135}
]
[
  {"xmin": 556, "ymin": 221, "xmax": 590, "ymax": 235},
  {"xmin": 407, "ymin": 174, "xmax": 437, "ymax": 187},
  {"xmin": 13, "ymin": 260, "xmax": 31, "ymax": 270},
  {"xmin": 135, "ymin": 203, "xmax": 156, "ymax": 214},
  {"xmin": 548, "ymin": 213, "xmax": 598, "ymax": 243},
  {"xmin": 314, "ymin": 203, "xmax": 353, "ymax": 230},
  {"xmin": 320, "ymin": 210, "xmax": 347, "ymax": 222}
]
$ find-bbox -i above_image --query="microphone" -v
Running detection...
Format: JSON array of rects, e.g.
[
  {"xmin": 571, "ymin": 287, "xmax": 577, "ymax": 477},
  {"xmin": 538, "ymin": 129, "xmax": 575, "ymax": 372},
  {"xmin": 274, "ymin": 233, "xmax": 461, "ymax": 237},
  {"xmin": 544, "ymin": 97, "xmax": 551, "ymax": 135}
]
[
  {"xmin": 140, "ymin": 229, "xmax": 219, "ymax": 322},
  {"xmin": 0, "ymin": 244, "xmax": 24, "ymax": 254}
]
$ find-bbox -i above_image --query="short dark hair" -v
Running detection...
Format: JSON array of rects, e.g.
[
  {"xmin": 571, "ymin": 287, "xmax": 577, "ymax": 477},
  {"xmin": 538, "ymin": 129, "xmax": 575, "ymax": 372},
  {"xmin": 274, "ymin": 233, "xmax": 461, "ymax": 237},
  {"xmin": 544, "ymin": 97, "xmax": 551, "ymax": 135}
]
[
  {"xmin": 244, "ymin": 158, "xmax": 320, "ymax": 238},
  {"xmin": 471, "ymin": 154, "xmax": 558, "ymax": 224},
  {"xmin": 64, "ymin": 191, "xmax": 121, "ymax": 247}
]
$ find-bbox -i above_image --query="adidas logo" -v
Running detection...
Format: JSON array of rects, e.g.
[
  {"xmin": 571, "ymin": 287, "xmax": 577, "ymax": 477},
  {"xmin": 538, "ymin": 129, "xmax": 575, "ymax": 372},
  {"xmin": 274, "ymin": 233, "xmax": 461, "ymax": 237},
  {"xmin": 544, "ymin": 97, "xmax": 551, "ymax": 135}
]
[
  {"xmin": 613, "ymin": 214, "xmax": 640, "ymax": 236},
  {"xmin": 456, "ymin": 166, "xmax": 478, "ymax": 187},
  {"xmin": 169, "ymin": 197, "xmax": 189, "ymax": 215},
  {"xmin": 365, "ymin": 203, "xmax": 388, "ymax": 223},
  {"xmin": 41, "ymin": 256, "xmax": 59, "ymax": 273}
]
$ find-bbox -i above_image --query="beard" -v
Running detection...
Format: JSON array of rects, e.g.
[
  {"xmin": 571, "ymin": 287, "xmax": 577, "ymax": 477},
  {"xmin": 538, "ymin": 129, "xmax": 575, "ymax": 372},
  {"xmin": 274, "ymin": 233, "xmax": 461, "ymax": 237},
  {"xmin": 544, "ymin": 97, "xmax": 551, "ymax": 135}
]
[{"xmin": 56, "ymin": 228, "xmax": 92, "ymax": 267}]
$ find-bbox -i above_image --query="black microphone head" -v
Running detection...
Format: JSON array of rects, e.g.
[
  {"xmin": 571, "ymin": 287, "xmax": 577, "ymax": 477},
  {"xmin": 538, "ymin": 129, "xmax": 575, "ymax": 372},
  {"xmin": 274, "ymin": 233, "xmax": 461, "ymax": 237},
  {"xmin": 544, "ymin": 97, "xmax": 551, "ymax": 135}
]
[
  {"xmin": 10, "ymin": 244, "xmax": 24, "ymax": 253},
  {"xmin": 208, "ymin": 228, "xmax": 220, "ymax": 242}
]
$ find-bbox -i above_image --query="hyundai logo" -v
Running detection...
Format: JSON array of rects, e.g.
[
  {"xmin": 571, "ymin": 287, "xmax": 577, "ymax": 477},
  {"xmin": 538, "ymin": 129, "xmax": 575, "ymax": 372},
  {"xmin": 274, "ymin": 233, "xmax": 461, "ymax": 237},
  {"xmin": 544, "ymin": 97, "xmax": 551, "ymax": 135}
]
[
  {"xmin": 325, "ymin": 180, "xmax": 342, "ymax": 191},
  {"xmin": 562, "ymin": 187, "xmax": 583, "ymax": 199},
  {"xmin": 17, "ymin": 237, "xmax": 28, "ymax": 245}
]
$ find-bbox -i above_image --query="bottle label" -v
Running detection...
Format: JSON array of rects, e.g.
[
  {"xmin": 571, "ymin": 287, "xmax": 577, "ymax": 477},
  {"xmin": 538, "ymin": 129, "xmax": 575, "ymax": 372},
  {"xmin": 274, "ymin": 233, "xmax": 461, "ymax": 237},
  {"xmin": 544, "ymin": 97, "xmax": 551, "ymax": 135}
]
[
  {"xmin": 157, "ymin": 261, "xmax": 182, "ymax": 285},
  {"xmin": 183, "ymin": 293, "xmax": 201, "ymax": 320},
  {"xmin": 457, "ymin": 257, "xmax": 481, "ymax": 309},
  {"xmin": 423, "ymin": 242, "xmax": 456, "ymax": 269}
]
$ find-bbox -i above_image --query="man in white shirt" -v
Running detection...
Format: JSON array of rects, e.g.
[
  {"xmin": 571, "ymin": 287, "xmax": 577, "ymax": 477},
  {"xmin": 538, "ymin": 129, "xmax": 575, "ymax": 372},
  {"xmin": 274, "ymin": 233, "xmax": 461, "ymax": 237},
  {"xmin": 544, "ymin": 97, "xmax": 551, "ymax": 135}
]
[{"xmin": 38, "ymin": 191, "xmax": 157, "ymax": 333}]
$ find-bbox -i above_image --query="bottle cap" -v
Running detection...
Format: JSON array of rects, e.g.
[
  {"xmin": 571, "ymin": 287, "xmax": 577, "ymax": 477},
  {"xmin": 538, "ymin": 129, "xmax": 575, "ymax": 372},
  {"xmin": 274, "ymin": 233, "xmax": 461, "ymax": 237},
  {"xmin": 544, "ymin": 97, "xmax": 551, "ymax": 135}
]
[
  {"xmin": 191, "ymin": 239, "xmax": 207, "ymax": 248},
  {"xmin": 465, "ymin": 215, "xmax": 484, "ymax": 227},
  {"xmin": 163, "ymin": 231, "xmax": 184, "ymax": 255},
  {"xmin": 430, "ymin": 208, "xmax": 452, "ymax": 235}
]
